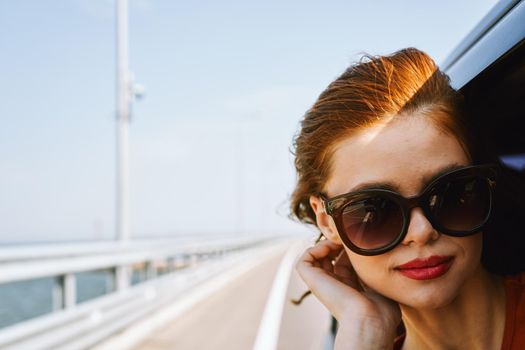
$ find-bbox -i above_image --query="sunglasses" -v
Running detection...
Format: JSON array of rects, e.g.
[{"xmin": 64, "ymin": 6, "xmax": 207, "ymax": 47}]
[{"xmin": 321, "ymin": 164, "xmax": 498, "ymax": 256}]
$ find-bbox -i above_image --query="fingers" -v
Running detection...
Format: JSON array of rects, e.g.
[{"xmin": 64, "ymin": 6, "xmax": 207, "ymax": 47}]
[
  {"xmin": 301, "ymin": 239, "xmax": 343, "ymax": 265},
  {"xmin": 296, "ymin": 239, "xmax": 345, "ymax": 286},
  {"xmin": 296, "ymin": 240, "xmax": 364, "ymax": 319},
  {"xmin": 296, "ymin": 239, "xmax": 402, "ymax": 334}
]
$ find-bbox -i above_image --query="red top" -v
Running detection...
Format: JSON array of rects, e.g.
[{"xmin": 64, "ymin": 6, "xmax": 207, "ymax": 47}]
[
  {"xmin": 394, "ymin": 273, "xmax": 525, "ymax": 350},
  {"xmin": 500, "ymin": 273, "xmax": 525, "ymax": 349}
]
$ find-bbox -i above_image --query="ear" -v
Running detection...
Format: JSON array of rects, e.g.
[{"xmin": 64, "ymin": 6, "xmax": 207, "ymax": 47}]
[{"xmin": 309, "ymin": 196, "xmax": 343, "ymax": 244}]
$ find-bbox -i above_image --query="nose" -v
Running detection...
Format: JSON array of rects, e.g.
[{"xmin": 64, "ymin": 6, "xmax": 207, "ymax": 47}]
[{"xmin": 401, "ymin": 207, "xmax": 440, "ymax": 247}]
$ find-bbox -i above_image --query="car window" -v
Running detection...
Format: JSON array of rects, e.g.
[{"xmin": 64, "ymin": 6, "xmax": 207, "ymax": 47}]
[{"xmin": 460, "ymin": 39, "xmax": 525, "ymax": 171}]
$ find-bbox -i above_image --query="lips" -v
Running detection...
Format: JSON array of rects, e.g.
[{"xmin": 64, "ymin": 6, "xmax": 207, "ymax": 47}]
[{"xmin": 395, "ymin": 255, "xmax": 454, "ymax": 280}]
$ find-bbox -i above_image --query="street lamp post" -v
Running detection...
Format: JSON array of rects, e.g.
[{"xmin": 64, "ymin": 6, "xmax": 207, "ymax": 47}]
[
  {"xmin": 115, "ymin": 0, "xmax": 131, "ymax": 290},
  {"xmin": 115, "ymin": 0, "xmax": 144, "ymax": 290},
  {"xmin": 116, "ymin": 0, "xmax": 131, "ymax": 243}
]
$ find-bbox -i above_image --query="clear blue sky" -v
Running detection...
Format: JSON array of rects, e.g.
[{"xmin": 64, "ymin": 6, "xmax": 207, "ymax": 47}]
[{"xmin": 0, "ymin": 0, "xmax": 498, "ymax": 242}]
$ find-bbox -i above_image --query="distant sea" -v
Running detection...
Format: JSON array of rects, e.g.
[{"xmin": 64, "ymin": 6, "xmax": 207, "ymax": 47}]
[
  {"xmin": 0, "ymin": 234, "xmax": 231, "ymax": 329},
  {"xmin": 0, "ymin": 270, "xmax": 137, "ymax": 329},
  {"xmin": 0, "ymin": 240, "xmax": 158, "ymax": 330}
]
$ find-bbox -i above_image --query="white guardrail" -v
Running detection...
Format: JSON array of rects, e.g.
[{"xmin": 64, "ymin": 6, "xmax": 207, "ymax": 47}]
[{"xmin": 0, "ymin": 235, "xmax": 283, "ymax": 350}]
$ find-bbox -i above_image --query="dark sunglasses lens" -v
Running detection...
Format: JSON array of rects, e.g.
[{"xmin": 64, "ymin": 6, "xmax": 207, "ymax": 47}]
[
  {"xmin": 341, "ymin": 196, "xmax": 404, "ymax": 250},
  {"xmin": 429, "ymin": 177, "xmax": 491, "ymax": 232}
]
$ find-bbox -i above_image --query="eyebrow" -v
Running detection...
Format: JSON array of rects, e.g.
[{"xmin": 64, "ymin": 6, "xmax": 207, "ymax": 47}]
[{"xmin": 347, "ymin": 163, "xmax": 466, "ymax": 194}]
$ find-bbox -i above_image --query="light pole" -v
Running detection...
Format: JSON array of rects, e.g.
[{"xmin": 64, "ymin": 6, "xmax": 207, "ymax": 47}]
[
  {"xmin": 115, "ymin": 0, "xmax": 144, "ymax": 243},
  {"xmin": 116, "ymin": 0, "xmax": 130, "ymax": 243},
  {"xmin": 115, "ymin": 0, "xmax": 144, "ymax": 290},
  {"xmin": 115, "ymin": 0, "xmax": 131, "ymax": 291}
]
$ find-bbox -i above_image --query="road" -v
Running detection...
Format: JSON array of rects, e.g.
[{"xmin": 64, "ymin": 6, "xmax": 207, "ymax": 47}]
[{"xmin": 132, "ymin": 239, "xmax": 333, "ymax": 350}]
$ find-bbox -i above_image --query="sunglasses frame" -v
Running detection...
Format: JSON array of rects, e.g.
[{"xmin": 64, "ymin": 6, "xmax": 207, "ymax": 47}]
[{"xmin": 321, "ymin": 164, "xmax": 498, "ymax": 256}]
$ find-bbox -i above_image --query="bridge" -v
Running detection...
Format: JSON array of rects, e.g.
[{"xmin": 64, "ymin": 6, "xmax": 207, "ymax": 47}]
[{"xmin": 0, "ymin": 235, "xmax": 333, "ymax": 350}]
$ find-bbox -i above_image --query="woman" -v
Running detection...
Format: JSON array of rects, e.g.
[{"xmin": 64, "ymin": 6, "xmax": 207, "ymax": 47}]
[{"xmin": 291, "ymin": 48, "xmax": 525, "ymax": 349}]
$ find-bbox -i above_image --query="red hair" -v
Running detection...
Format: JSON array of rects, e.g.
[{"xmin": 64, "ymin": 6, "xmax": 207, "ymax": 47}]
[{"xmin": 290, "ymin": 48, "xmax": 473, "ymax": 226}]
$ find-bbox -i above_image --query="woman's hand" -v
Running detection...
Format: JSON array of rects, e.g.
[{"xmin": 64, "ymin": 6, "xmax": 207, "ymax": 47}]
[{"xmin": 296, "ymin": 239, "xmax": 401, "ymax": 349}]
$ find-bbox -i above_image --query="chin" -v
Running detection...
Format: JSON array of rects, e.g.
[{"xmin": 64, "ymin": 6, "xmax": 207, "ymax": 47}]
[
  {"xmin": 401, "ymin": 292, "xmax": 456, "ymax": 310},
  {"xmin": 394, "ymin": 281, "xmax": 462, "ymax": 310}
]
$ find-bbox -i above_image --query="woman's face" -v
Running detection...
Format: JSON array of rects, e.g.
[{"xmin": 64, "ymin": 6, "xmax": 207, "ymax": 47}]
[{"xmin": 312, "ymin": 114, "xmax": 482, "ymax": 309}]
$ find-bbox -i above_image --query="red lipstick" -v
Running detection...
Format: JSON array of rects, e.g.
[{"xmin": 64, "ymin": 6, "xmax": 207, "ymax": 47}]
[{"xmin": 395, "ymin": 256, "xmax": 454, "ymax": 280}]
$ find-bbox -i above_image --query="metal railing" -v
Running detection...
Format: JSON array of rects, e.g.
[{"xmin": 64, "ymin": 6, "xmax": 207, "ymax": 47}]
[{"xmin": 0, "ymin": 234, "xmax": 283, "ymax": 350}]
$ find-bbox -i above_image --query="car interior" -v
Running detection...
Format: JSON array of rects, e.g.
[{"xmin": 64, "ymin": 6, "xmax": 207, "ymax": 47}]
[{"xmin": 461, "ymin": 37, "xmax": 525, "ymax": 274}]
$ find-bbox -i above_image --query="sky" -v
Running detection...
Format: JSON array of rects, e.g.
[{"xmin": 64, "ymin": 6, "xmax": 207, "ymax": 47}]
[{"xmin": 0, "ymin": 0, "xmax": 499, "ymax": 243}]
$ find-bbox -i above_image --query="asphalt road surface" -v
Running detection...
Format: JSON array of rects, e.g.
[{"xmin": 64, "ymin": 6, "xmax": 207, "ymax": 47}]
[{"xmin": 133, "ymin": 239, "xmax": 332, "ymax": 350}]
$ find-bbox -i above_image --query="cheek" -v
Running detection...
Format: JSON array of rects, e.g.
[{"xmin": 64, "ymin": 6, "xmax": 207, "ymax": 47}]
[
  {"xmin": 453, "ymin": 233, "xmax": 483, "ymax": 274},
  {"xmin": 346, "ymin": 250, "xmax": 391, "ymax": 289}
]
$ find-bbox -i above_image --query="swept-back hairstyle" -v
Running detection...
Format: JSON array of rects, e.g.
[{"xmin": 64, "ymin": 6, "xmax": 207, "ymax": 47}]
[{"xmin": 291, "ymin": 48, "xmax": 473, "ymax": 226}]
